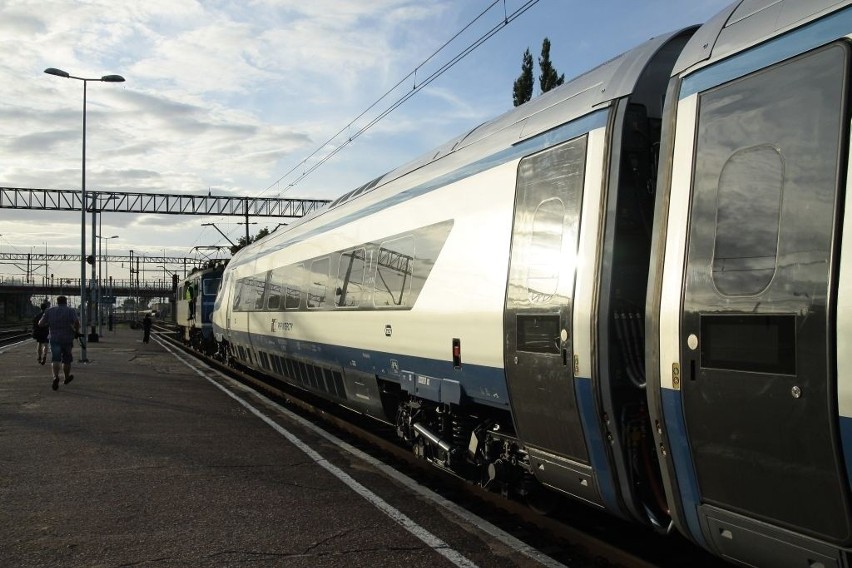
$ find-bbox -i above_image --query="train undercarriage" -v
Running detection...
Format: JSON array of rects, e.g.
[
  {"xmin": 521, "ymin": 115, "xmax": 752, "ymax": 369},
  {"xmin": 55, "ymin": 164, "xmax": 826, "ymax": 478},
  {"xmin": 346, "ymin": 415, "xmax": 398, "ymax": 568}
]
[{"xmin": 393, "ymin": 394, "xmax": 549, "ymax": 507}]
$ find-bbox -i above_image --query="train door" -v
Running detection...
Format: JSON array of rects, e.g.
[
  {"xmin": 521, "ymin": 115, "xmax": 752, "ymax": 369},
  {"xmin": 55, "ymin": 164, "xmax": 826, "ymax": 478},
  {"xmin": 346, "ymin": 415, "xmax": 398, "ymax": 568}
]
[
  {"xmin": 680, "ymin": 44, "xmax": 851, "ymax": 543},
  {"xmin": 504, "ymin": 136, "xmax": 593, "ymax": 497}
]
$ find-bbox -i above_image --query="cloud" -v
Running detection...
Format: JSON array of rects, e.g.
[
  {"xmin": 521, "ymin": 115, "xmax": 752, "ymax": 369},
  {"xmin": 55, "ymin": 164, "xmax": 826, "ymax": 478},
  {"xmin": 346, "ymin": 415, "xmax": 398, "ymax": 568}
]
[{"xmin": 0, "ymin": 0, "xmax": 736, "ymax": 280}]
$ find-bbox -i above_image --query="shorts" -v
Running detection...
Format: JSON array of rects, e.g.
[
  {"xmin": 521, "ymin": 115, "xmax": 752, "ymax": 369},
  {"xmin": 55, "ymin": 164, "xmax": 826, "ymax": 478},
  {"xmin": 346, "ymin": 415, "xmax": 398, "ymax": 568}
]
[{"xmin": 49, "ymin": 338, "xmax": 74, "ymax": 364}]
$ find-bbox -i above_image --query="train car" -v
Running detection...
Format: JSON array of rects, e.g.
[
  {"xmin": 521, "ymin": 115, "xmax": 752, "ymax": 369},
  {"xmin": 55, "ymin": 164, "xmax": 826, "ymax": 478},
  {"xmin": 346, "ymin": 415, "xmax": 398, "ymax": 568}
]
[
  {"xmin": 211, "ymin": 1, "xmax": 852, "ymax": 566},
  {"xmin": 175, "ymin": 263, "xmax": 225, "ymax": 353},
  {"xmin": 648, "ymin": 1, "xmax": 852, "ymax": 564}
]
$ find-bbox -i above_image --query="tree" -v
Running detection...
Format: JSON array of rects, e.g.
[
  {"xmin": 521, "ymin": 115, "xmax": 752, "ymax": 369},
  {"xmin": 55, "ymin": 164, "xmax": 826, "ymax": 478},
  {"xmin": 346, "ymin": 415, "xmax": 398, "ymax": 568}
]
[
  {"xmin": 512, "ymin": 48, "xmax": 534, "ymax": 107},
  {"xmin": 230, "ymin": 227, "xmax": 270, "ymax": 255},
  {"xmin": 538, "ymin": 37, "xmax": 565, "ymax": 94}
]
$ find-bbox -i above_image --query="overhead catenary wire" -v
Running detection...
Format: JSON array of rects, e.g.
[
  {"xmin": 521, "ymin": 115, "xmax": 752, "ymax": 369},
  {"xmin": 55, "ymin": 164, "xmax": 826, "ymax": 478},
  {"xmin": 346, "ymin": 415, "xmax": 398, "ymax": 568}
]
[{"xmin": 260, "ymin": 0, "xmax": 542, "ymax": 198}]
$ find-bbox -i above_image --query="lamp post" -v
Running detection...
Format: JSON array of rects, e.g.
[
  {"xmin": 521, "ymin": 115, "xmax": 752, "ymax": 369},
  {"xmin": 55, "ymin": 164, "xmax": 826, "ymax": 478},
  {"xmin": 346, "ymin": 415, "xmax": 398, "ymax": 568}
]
[
  {"xmin": 96, "ymin": 234, "xmax": 118, "ymax": 336},
  {"xmin": 44, "ymin": 67, "xmax": 124, "ymax": 360}
]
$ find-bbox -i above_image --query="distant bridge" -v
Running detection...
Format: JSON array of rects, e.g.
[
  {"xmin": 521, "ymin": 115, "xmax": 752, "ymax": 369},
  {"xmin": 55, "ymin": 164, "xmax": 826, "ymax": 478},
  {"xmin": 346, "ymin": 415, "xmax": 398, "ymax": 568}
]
[
  {"xmin": 0, "ymin": 187, "xmax": 330, "ymax": 218},
  {"xmin": 0, "ymin": 278, "xmax": 173, "ymax": 300}
]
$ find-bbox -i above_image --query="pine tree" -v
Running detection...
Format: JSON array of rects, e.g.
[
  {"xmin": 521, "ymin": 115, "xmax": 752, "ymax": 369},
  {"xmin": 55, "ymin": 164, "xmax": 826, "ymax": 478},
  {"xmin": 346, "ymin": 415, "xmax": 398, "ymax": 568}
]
[
  {"xmin": 538, "ymin": 37, "xmax": 565, "ymax": 93},
  {"xmin": 512, "ymin": 48, "xmax": 534, "ymax": 107}
]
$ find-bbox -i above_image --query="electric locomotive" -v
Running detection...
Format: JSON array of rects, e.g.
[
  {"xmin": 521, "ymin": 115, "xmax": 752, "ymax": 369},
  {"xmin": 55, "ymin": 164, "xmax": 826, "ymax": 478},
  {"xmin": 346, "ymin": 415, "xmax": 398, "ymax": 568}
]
[
  {"xmin": 175, "ymin": 263, "xmax": 225, "ymax": 353},
  {"xmin": 212, "ymin": 1, "xmax": 852, "ymax": 566}
]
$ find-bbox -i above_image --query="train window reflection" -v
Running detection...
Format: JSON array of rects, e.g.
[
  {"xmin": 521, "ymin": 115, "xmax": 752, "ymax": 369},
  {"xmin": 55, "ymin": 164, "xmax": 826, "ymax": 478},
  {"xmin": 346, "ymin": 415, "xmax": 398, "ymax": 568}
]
[
  {"xmin": 337, "ymin": 248, "xmax": 367, "ymax": 307},
  {"xmin": 233, "ymin": 276, "xmax": 266, "ymax": 311},
  {"xmin": 308, "ymin": 257, "xmax": 330, "ymax": 308},
  {"xmin": 271, "ymin": 263, "xmax": 303, "ymax": 310},
  {"xmin": 527, "ymin": 198, "xmax": 565, "ymax": 302},
  {"xmin": 712, "ymin": 146, "xmax": 782, "ymax": 295},
  {"xmin": 374, "ymin": 236, "xmax": 414, "ymax": 307},
  {"xmin": 507, "ymin": 135, "xmax": 586, "ymax": 308}
]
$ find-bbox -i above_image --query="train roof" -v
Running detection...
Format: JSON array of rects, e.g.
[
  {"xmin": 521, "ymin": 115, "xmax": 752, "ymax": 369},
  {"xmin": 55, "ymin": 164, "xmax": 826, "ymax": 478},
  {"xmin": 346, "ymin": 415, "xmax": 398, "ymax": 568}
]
[
  {"xmin": 326, "ymin": 27, "xmax": 692, "ymax": 213},
  {"xmin": 672, "ymin": 0, "xmax": 852, "ymax": 76},
  {"xmin": 231, "ymin": 27, "xmax": 697, "ymax": 270}
]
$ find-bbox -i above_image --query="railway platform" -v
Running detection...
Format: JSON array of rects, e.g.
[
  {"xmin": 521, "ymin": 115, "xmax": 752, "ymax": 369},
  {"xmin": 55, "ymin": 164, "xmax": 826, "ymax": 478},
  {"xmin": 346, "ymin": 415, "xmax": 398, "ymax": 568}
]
[{"xmin": 0, "ymin": 326, "xmax": 569, "ymax": 568}]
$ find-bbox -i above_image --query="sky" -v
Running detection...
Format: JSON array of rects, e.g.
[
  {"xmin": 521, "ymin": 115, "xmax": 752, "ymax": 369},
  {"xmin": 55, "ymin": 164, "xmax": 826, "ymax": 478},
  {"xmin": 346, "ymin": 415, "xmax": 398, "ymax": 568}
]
[{"xmin": 0, "ymin": 0, "xmax": 733, "ymax": 282}]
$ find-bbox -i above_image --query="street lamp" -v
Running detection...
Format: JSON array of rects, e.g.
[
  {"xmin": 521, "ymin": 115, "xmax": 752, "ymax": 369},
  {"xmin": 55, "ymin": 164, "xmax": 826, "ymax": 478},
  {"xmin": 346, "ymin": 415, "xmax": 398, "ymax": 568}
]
[
  {"xmin": 44, "ymin": 67, "xmax": 125, "ymax": 359},
  {"xmin": 96, "ymin": 234, "xmax": 118, "ymax": 335}
]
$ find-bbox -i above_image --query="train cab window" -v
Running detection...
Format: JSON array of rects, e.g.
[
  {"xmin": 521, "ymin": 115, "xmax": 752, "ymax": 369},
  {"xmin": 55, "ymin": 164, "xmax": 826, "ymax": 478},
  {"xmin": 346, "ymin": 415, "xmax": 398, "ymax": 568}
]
[
  {"xmin": 336, "ymin": 248, "xmax": 366, "ymax": 307},
  {"xmin": 203, "ymin": 278, "xmax": 221, "ymax": 296},
  {"xmin": 374, "ymin": 236, "xmax": 414, "ymax": 307},
  {"xmin": 308, "ymin": 257, "xmax": 330, "ymax": 308}
]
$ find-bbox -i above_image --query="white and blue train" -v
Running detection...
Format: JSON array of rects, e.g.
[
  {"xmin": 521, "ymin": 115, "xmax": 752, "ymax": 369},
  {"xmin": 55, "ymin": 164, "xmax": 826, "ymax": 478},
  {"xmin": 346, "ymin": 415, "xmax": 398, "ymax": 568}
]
[{"xmin": 211, "ymin": 1, "xmax": 852, "ymax": 565}]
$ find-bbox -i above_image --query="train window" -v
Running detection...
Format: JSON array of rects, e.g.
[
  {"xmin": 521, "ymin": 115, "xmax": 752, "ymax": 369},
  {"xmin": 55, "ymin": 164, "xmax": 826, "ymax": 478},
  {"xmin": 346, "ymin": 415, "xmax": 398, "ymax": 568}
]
[
  {"xmin": 308, "ymin": 257, "xmax": 330, "ymax": 308},
  {"xmin": 336, "ymin": 248, "xmax": 367, "ymax": 307},
  {"xmin": 516, "ymin": 314, "xmax": 561, "ymax": 354},
  {"xmin": 693, "ymin": 44, "xmax": 847, "ymax": 300},
  {"xmin": 712, "ymin": 146, "xmax": 782, "ymax": 295},
  {"xmin": 203, "ymin": 278, "xmax": 221, "ymax": 296},
  {"xmin": 374, "ymin": 236, "xmax": 414, "ymax": 307},
  {"xmin": 527, "ymin": 198, "xmax": 565, "ymax": 302},
  {"xmin": 271, "ymin": 264, "xmax": 304, "ymax": 310},
  {"xmin": 213, "ymin": 271, "xmax": 231, "ymax": 313},
  {"xmin": 507, "ymin": 136, "xmax": 586, "ymax": 308},
  {"xmin": 233, "ymin": 275, "xmax": 266, "ymax": 312},
  {"xmin": 700, "ymin": 315, "xmax": 795, "ymax": 375}
]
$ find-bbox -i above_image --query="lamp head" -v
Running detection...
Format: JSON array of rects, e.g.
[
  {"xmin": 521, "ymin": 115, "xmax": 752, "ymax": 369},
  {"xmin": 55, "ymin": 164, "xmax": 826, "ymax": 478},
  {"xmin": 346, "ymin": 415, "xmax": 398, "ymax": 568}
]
[
  {"xmin": 101, "ymin": 75, "xmax": 125, "ymax": 83},
  {"xmin": 44, "ymin": 67, "xmax": 70, "ymax": 78}
]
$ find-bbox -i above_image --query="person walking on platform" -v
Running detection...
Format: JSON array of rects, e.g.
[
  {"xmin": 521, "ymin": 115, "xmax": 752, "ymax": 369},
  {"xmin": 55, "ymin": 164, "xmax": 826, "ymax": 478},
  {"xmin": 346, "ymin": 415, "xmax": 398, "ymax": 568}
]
[
  {"xmin": 32, "ymin": 301, "xmax": 50, "ymax": 365},
  {"xmin": 142, "ymin": 312, "xmax": 152, "ymax": 344},
  {"xmin": 38, "ymin": 295, "xmax": 81, "ymax": 391}
]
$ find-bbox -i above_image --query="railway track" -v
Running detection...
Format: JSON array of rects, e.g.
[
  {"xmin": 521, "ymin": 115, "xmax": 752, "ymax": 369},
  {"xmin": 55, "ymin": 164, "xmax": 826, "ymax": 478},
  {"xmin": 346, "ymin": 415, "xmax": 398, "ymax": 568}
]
[
  {"xmin": 154, "ymin": 323, "xmax": 728, "ymax": 568},
  {"xmin": 0, "ymin": 324, "xmax": 31, "ymax": 347}
]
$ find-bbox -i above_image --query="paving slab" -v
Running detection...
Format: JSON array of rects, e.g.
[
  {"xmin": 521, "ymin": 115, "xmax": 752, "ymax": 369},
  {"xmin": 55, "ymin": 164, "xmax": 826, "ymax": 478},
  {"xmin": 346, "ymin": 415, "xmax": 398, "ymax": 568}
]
[{"xmin": 0, "ymin": 327, "xmax": 537, "ymax": 567}]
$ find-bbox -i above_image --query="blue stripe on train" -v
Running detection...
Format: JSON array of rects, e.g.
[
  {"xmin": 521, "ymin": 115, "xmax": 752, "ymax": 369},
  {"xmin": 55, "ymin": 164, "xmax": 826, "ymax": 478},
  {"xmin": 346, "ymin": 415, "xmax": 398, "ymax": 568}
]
[
  {"xmin": 224, "ymin": 327, "xmax": 511, "ymax": 410},
  {"xmin": 661, "ymin": 387, "xmax": 707, "ymax": 549},
  {"xmin": 230, "ymin": 324, "xmax": 626, "ymax": 517},
  {"xmin": 575, "ymin": 377, "xmax": 621, "ymax": 516},
  {"xmin": 841, "ymin": 414, "xmax": 852, "ymax": 496}
]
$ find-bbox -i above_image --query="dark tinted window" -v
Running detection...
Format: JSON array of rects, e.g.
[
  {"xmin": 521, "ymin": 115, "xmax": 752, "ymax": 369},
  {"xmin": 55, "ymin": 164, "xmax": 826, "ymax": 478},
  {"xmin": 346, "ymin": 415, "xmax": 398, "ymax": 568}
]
[
  {"xmin": 517, "ymin": 314, "xmax": 560, "ymax": 354},
  {"xmin": 692, "ymin": 45, "xmax": 845, "ymax": 302},
  {"xmin": 203, "ymin": 278, "xmax": 221, "ymax": 296},
  {"xmin": 713, "ymin": 146, "xmax": 782, "ymax": 295},
  {"xmin": 700, "ymin": 315, "xmax": 796, "ymax": 375}
]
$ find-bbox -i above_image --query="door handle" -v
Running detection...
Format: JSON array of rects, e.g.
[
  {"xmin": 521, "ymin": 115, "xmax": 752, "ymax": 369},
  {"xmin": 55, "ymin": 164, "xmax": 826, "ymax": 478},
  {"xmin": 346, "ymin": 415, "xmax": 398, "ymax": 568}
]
[{"xmin": 687, "ymin": 333, "xmax": 698, "ymax": 381}]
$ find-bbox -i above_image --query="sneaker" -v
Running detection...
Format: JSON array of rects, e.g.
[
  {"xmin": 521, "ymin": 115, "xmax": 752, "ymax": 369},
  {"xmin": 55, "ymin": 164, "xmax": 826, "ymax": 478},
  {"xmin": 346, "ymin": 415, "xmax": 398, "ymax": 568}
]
[
  {"xmin": 52, "ymin": 378, "xmax": 59, "ymax": 391},
  {"xmin": 64, "ymin": 375, "xmax": 74, "ymax": 385},
  {"xmin": 40, "ymin": 358, "xmax": 46, "ymax": 365}
]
